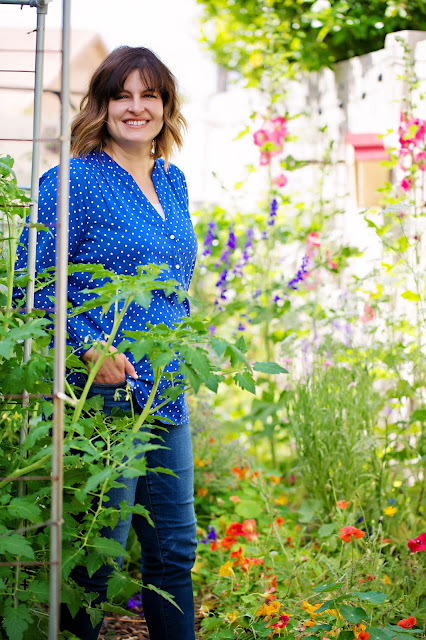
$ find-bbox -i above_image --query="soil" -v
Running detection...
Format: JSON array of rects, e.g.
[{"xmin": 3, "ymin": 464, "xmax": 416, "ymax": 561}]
[{"xmin": 99, "ymin": 606, "xmax": 204, "ymax": 639}]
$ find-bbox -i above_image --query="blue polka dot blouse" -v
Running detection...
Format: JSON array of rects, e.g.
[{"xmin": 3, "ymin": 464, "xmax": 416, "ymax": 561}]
[{"xmin": 16, "ymin": 151, "xmax": 198, "ymax": 425}]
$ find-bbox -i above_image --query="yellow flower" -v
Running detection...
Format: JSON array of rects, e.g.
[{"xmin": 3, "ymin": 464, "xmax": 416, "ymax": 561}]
[
  {"xmin": 382, "ymin": 575, "xmax": 392, "ymax": 585},
  {"xmin": 219, "ymin": 561, "xmax": 235, "ymax": 578},
  {"xmin": 199, "ymin": 604, "xmax": 210, "ymax": 618},
  {"xmin": 305, "ymin": 620, "xmax": 316, "ymax": 627},
  {"xmin": 249, "ymin": 52, "xmax": 263, "ymax": 68},
  {"xmin": 257, "ymin": 603, "xmax": 269, "ymax": 617},
  {"xmin": 265, "ymin": 601, "xmax": 281, "ymax": 616},
  {"xmin": 194, "ymin": 456, "xmax": 205, "ymax": 467},
  {"xmin": 197, "ymin": 487, "xmax": 208, "ymax": 497},
  {"xmin": 352, "ymin": 624, "xmax": 366, "ymax": 634},
  {"xmin": 384, "ymin": 506, "xmax": 397, "ymax": 516},
  {"xmin": 302, "ymin": 601, "xmax": 323, "ymax": 617},
  {"xmin": 224, "ymin": 610, "xmax": 238, "ymax": 623},
  {"xmin": 326, "ymin": 608, "xmax": 343, "ymax": 619},
  {"xmin": 275, "ymin": 494, "xmax": 288, "ymax": 506}
]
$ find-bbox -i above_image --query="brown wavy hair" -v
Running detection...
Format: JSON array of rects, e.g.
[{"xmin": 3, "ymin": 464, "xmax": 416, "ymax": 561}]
[{"xmin": 70, "ymin": 46, "xmax": 186, "ymax": 168}]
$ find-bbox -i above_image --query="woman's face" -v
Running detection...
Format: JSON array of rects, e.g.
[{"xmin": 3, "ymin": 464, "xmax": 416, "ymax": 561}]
[{"xmin": 106, "ymin": 68, "xmax": 164, "ymax": 154}]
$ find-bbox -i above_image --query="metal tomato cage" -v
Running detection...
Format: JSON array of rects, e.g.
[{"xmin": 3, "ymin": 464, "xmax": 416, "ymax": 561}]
[{"xmin": 0, "ymin": 0, "xmax": 71, "ymax": 637}]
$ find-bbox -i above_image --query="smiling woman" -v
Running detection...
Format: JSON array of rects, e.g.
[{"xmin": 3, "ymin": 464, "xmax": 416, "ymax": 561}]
[
  {"xmin": 71, "ymin": 45, "xmax": 186, "ymax": 169},
  {"xmin": 15, "ymin": 46, "xmax": 198, "ymax": 640}
]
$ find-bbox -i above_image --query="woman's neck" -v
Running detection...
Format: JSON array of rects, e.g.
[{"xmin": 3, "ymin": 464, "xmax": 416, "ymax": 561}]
[{"xmin": 104, "ymin": 141, "xmax": 155, "ymax": 181}]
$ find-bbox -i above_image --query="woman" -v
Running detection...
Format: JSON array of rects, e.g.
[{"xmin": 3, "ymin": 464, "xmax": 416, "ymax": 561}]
[{"xmin": 16, "ymin": 47, "xmax": 198, "ymax": 639}]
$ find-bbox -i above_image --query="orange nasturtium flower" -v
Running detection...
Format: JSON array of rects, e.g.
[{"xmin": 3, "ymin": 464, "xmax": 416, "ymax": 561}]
[
  {"xmin": 336, "ymin": 500, "xmax": 351, "ymax": 509},
  {"xmin": 275, "ymin": 516, "xmax": 285, "ymax": 529},
  {"xmin": 397, "ymin": 618, "xmax": 417, "ymax": 629},
  {"xmin": 196, "ymin": 487, "xmax": 208, "ymax": 497},
  {"xmin": 338, "ymin": 526, "xmax": 366, "ymax": 542},
  {"xmin": 229, "ymin": 495, "xmax": 241, "ymax": 503},
  {"xmin": 355, "ymin": 632, "xmax": 370, "ymax": 640}
]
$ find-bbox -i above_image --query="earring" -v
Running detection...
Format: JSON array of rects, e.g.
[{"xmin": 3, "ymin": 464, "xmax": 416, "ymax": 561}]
[{"xmin": 151, "ymin": 139, "xmax": 156, "ymax": 156}]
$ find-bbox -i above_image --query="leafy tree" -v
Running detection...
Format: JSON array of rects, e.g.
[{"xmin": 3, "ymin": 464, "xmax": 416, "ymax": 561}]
[{"xmin": 197, "ymin": 0, "xmax": 426, "ymax": 85}]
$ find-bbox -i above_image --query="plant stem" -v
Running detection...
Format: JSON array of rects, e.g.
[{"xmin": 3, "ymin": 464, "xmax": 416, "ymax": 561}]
[{"xmin": 132, "ymin": 367, "xmax": 164, "ymax": 433}]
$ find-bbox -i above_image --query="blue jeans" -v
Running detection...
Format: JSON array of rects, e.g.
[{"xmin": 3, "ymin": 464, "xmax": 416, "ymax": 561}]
[{"xmin": 60, "ymin": 382, "xmax": 197, "ymax": 640}]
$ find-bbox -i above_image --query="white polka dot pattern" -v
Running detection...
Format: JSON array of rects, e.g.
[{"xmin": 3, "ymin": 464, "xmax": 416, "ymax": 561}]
[{"xmin": 16, "ymin": 151, "xmax": 198, "ymax": 424}]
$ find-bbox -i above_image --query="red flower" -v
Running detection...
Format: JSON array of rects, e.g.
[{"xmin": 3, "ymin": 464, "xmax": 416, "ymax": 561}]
[
  {"xmin": 397, "ymin": 617, "xmax": 417, "ymax": 629},
  {"xmin": 338, "ymin": 526, "xmax": 366, "ymax": 542},
  {"xmin": 226, "ymin": 522, "xmax": 244, "ymax": 537},
  {"xmin": 407, "ymin": 532, "xmax": 426, "ymax": 553},
  {"xmin": 336, "ymin": 500, "xmax": 351, "ymax": 509},
  {"xmin": 355, "ymin": 632, "xmax": 369, "ymax": 640},
  {"xmin": 272, "ymin": 615, "xmax": 290, "ymax": 629},
  {"xmin": 210, "ymin": 540, "xmax": 218, "ymax": 552},
  {"xmin": 220, "ymin": 536, "xmax": 237, "ymax": 550}
]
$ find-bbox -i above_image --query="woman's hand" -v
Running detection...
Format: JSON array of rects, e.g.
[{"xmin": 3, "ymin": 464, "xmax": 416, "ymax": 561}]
[{"xmin": 81, "ymin": 340, "xmax": 138, "ymax": 384}]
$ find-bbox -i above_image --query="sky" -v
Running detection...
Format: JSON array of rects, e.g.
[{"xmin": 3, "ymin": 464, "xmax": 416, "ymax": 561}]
[{"xmin": 1, "ymin": 0, "xmax": 217, "ymax": 101}]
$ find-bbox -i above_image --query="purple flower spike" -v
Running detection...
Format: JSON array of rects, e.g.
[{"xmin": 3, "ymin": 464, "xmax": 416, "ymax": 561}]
[
  {"xmin": 237, "ymin": 323, "xmax": 245, "ymax": 331},
  {"xmin": 202, "ymin": 221, "xmax": 216, "ymax": 256},
  {"xmin": 227, "ymin": 228, "xmax": 237, "ymax": 251},
  {"xmin": 207, "ymin": 526, "xmax": 217, "ymax": 541},
  {"xmin": 287, "ymin": 254, "xmax": 309, "ymax": 290}
]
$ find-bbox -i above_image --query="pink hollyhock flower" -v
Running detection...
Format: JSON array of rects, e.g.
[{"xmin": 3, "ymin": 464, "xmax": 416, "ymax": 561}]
[
  {"xmin": 415, "ymin": 151, "xmax": 426, "ymax": 170},
  {"xmin": 400, "ymin": 178, "xmax": 412, "ymax": 192},
  {"xmin": 407, "ymin": 532, "xmax": 426, "ymax": 553},
  {"xmin": 306, "ymin": 232, "xmax": 321, "ymax": 247},
  {"xmin": 360, "ymin": 303, "xmax": 375, "ymax": 322},
  {"xmin": 260, "ymin": 152, "xmax": 272, "ymax": 166},
  {"xmin": 272, "ymin": 173, "xmax": 288, "ymax": 188},
  {"xmin": 253, "ymin": 129, "xmax": 270, "ymax": 147},
  {"xmin": 326, "ymin": 250, "xmax": 338, "ymax": 270}
]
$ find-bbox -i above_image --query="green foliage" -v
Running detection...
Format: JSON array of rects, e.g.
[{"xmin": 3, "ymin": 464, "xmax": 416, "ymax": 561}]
[{"xmin": 197, "ymin": 0, "xmax": 426, "ymax": 85}]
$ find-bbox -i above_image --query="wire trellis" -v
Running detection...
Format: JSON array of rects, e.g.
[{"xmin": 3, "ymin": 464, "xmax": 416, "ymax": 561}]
[{"xmin": 0, "ymin": 0, "xmax": 70, "ymax": 638}]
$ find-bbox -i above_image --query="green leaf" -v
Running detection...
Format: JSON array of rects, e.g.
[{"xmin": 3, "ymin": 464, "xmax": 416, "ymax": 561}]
[
  {"xmin": 106, "ymin": 570, "xmax": 132, "ymax": 598},
  {"xmin": 62, "ymin": 582, "xmax": 86, "ymax": 617},
  {"xmin": 338, "ymin": 604, "xmax": 367, "ymax": 623},
  {"xmin": 88, "ymin": 607, "xmax": 104, "ymax": 628},
  {"xmin": 84, "ymin": 467, "xmax": 113, "ymax": 494},
  {"xmin": 253, "ymin": 362, "xmax": 288, "ymax": 374},
  {"xmin": 235, "ymin": 500, "xmax": 262, "ymax": 519},
  {"xmin": 310, "ymin": 624, "xmax": 333, "ymax": 631},
  {"xmin": 2, "ymin": 602, "xmax": 33, "ymax": 640},
  {"xmin": 86, "ymin": 551, "xmax": 104, "ymax": 578},
  {"xmin": 298, "ymin": 499, "xmax": 322, "ymax": 523},
  {"xmin": 7, "ymin": 497, "xmax": 42, "ymax": 523},
  {"xmin": 339, "ymin": 632, "xmax": 357, "ymax": 640},
  {"xmin": 234, "ymin": 371, "xmax": 256, "ymax": 394},
  {"xmin": 143, "ymin": 583, "xmax": 182, "ymax": 612},
  {"xmin": 351, "ymin": 591, "xmax": 387, "ymax": 604},
  {"xmin": 0, "ymin": 338, "xmax": 14, "ymax": 359},
  {"xmin": 367, "ymin": 627, "xmax": 396, "ymax": 640},
  {"xmin": 93, "ymin": 537, "xmax": 126, "ymax": 558},
  {"xmin": 1, "ymin": 534, "xmax": 35, "ymax": 559},
  {"xmin": 318, "ymin": 523, "xmax": 338, "ymax": 538},
  {"xmin": 409, "ymin": 409, "xmax": 426, "ymax": 423},
  {"xmin": 235, "ymin": 334, "xmax": 248, "ymax": 353}
]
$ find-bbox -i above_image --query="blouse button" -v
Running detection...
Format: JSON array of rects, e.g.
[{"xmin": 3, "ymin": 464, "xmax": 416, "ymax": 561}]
[{"xmin": 170, "ymin": 234, "xmax": 175, "ymax": 240}]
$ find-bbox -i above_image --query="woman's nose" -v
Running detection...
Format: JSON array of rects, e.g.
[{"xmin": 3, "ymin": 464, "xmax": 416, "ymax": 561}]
[{"xmin": 128, "ymin": 96, "xmax": 145, "ymax": 113}]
